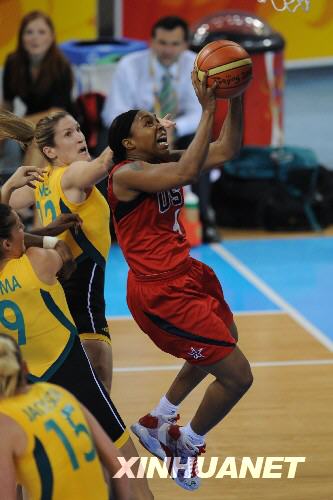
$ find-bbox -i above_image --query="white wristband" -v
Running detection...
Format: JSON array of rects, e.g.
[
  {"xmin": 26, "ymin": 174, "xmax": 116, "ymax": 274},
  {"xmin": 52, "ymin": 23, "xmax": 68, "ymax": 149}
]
[{"xmin": 43, "ymin": 236, "xmax": 59, "ymax": 249}]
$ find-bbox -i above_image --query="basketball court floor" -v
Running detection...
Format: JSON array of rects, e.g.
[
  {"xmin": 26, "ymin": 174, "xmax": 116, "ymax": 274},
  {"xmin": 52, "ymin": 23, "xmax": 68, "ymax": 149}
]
[{"xmin": 106, "ymin": 235, "xmax": 333, "ymax": 499}]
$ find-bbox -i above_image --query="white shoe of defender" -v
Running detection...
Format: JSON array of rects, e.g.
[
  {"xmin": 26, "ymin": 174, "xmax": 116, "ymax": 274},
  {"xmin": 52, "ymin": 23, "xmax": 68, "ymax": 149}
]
[{"xmin": 131, "ymin": 413, "xmax": 179, "ymax": 460}]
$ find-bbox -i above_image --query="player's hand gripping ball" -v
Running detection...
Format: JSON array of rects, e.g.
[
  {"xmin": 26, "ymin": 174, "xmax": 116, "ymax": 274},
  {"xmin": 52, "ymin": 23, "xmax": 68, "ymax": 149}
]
[{"xmin": 195, "ymin": 40, "xmax": 252, "ymax": 99}]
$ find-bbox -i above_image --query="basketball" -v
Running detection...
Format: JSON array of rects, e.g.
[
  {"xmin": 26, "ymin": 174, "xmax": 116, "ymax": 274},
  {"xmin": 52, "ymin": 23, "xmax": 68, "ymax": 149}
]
[{"xmin": 195, "ymin": 40, "xmax": 253, "ymax": 99}]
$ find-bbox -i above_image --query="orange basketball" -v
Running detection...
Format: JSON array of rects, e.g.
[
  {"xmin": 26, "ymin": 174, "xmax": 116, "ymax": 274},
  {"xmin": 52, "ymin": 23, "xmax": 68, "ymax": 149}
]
[{"xmin": 195, "ymin": 40, "xmax": 253, "ymax": 99}]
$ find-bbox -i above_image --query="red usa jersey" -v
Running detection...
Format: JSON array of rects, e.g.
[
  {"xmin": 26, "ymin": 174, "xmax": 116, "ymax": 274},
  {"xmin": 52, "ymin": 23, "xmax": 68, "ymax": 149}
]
[{"xmin": 108, "ymin": 162, "xmax": 190, "ymax": 277}]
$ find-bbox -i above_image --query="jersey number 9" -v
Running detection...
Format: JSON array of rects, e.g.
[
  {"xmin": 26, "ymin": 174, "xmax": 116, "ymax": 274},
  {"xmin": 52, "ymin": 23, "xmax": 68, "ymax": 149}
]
[{"xmin": 0, "ymin": 300, "xmax": 26, "ymax": 345}]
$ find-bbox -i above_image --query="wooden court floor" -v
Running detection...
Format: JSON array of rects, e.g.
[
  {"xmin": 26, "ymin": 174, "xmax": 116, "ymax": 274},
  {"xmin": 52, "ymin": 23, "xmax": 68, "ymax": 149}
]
[{"xmin": 109, "ymin": 313, "xmax": 333, "ymax": 500}]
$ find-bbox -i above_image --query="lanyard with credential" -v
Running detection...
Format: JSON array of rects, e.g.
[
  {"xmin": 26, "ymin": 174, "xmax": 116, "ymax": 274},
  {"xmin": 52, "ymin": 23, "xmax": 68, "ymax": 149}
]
[{"xmin": 149, "ymin": 54, "xmax": 179, "ymax": 118}]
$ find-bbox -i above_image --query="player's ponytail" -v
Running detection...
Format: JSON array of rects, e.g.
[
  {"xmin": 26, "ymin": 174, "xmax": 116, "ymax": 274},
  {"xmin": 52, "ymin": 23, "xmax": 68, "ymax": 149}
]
[
  {"xmin": 0, "ymin": 108, "xmax": 70, "ymax": 162},
  {"xmin": 0, "ymin": 109, "xmax": 35, "ymax": 149},
  {"xmin": 0, "ymin": 334, "xmax": 23, "ymax": 397}
]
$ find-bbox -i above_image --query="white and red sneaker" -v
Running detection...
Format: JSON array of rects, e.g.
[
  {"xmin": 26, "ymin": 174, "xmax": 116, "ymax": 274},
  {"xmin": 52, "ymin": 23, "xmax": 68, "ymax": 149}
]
[
  {"xmin": 158, "ymin": 424, "xmax": 206, "ymax": 491},
  {"xmin": 130, "ymin": 413, "xmax": 179, "ymax": 460}
]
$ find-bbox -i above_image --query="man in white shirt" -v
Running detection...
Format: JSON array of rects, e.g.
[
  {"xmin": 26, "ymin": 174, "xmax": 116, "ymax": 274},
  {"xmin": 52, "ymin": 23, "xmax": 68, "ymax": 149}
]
[{"xmin": 102, "ymin": 16, "xmax": 220, "ymax": 243}]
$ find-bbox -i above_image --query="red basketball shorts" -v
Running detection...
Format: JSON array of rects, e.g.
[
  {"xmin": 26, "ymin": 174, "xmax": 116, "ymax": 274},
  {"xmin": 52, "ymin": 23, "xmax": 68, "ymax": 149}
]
[{"xmin": 127, "ymin": 258, "xmax": 236, "ymax": 366}]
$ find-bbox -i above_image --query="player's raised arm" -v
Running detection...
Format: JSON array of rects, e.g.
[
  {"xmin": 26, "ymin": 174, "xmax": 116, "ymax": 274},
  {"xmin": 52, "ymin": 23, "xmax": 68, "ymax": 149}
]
[
  {"xmin": 1, "ymin": 165, "xmax": 45, "ymax": 205},
  {"xmin": 196, "ymin": 40, "xmax": 250, "ymax": 170},
  {"xmin": 202, "ymin": 95, "xmax": 243, "ymax": 171},
  {"xmin": 61, "ymin": 147, "xmax": 114, "ymax": 191}
]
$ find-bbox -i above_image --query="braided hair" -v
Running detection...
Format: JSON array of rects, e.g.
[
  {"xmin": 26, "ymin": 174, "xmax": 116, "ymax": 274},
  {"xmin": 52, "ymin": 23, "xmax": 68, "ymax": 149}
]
[{"xmin": 108, "ymin": 109, "xmax": 139, "ymax": 164}]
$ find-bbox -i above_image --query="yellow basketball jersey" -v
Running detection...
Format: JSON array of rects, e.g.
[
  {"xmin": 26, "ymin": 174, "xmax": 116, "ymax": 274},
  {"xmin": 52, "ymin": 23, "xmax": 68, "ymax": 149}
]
[
  {"xmin": 0, "ymin": 255, "xmax": 77, "ymax": 379},
  {"xmin": 0, "ymin": 382, "xmax": 109, "ymax": 499},
  {"xmin": 34, "ymin": 165, "xmax": 111, "ymax": 267}
]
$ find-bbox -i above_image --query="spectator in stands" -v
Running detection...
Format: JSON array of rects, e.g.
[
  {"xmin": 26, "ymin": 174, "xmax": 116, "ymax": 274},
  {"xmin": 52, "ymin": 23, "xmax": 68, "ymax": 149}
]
[
  {"xmin": 0, "ymin": 10, "xmax": 75, "ymax": 174},
  {"xmin": 102, "ymin": 16, "xmax": 220, "ymax": 242}
]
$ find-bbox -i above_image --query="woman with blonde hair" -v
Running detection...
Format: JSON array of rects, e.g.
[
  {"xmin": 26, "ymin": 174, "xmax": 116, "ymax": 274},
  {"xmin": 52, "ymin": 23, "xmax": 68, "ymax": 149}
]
[
  {"xmin": 0, "ymin": 108, "xmax": 114, "ymax": 392},
  {"xmin": 0, "ymin": 334, "xmax": 130, "ymax": 500}
]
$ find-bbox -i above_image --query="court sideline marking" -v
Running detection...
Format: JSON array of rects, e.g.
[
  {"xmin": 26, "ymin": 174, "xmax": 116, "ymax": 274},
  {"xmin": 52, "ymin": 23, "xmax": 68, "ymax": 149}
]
[
  {"xmin": 114, "ymin": 358, "xmax": 333, "ymax": 373},
  {"xmin": 211, "ymin": 243, "xmax": 333, "ymax": 352}
]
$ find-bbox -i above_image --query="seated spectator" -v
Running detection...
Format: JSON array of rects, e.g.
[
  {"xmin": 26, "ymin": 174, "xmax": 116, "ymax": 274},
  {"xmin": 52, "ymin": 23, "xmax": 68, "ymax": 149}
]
[{"xmin": 0, "ymin": 10, "xmax": 75, "ymax": 174}]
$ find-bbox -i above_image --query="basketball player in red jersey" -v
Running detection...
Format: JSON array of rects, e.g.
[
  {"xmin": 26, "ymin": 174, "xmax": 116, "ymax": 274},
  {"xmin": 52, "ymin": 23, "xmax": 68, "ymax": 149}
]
[{"xmin": 107, "ymin": 72, "xmax": 253, "ymax": 491}]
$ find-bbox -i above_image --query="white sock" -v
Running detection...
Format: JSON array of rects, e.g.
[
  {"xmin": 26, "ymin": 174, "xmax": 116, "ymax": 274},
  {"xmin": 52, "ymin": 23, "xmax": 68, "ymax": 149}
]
[
  {"xmin": 182, "ymin": 423, "xmax": 205, "ymax": 445},
  {"xmin": 151, "ymin": 395, "xmax": 178, "ymax": 417}
]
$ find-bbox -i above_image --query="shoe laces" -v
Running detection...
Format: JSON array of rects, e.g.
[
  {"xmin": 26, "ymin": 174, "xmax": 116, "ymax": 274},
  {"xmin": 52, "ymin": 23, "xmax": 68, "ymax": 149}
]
[
  {"xmin": 162, "ymin": 413, "xmax": 180, "ymax": 425},
  {"xmin": 190, "ymin": 443, "xmax": 206, "ymax": 478},
  {"xmin": 177, "ymin": 431, "xmax": 206, "ymax": 479}
]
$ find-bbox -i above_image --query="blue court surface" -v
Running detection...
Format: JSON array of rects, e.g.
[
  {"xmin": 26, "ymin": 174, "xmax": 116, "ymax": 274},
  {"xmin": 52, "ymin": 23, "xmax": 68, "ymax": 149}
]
[{"xmin": 105, "ymin": 236, "xmax": 333, "ymax": 349}]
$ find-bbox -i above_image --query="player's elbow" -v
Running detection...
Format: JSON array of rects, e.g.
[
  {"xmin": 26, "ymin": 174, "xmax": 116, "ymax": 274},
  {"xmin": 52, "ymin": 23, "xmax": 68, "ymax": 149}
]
[
  {"xmin": 180, "ymin": 170, "xmax": 200, "ymax": 185},
  {"xmin": 190, "ymin": 172, "xmax": 200, "ymax": 183},
  {"xmin": 221, "ymin": 141, "xmax": 242, "ymax": 163},
  {"xmin": 178, "ymin": 161, "xmax": 201, "ymax": 184}
]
